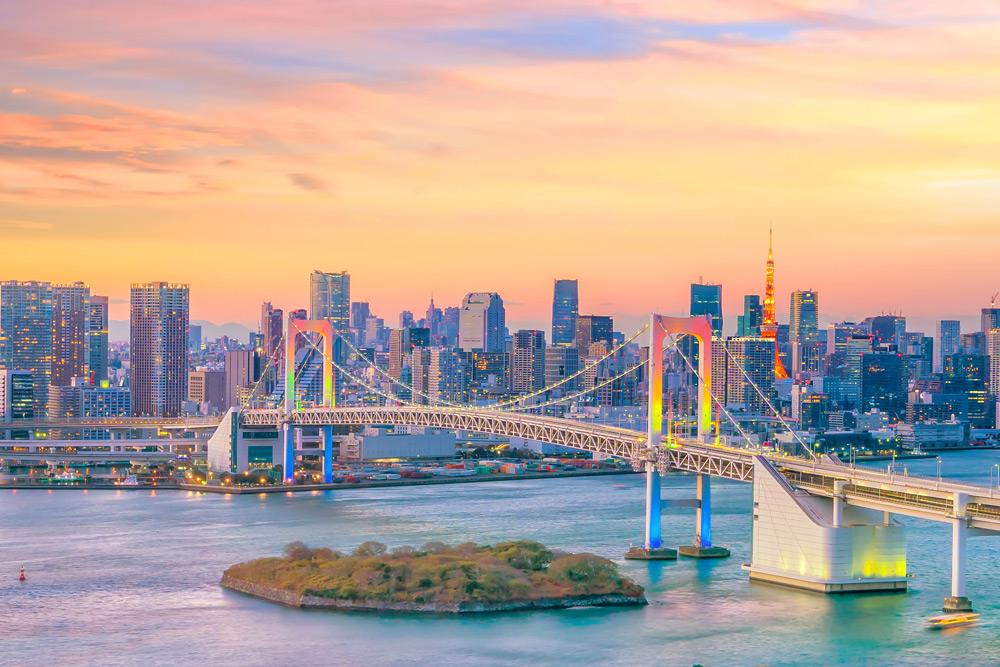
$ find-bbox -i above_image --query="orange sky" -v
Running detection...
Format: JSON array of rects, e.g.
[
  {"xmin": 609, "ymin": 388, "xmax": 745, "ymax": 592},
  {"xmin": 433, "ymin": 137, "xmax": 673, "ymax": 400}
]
[{"xmin": 3, "ymin": 1, "xmax": 999, "ymax": 334}]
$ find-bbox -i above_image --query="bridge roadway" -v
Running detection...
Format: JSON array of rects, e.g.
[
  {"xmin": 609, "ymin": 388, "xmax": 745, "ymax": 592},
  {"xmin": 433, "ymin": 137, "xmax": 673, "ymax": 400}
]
[
  {"xmin": 2, "ymin": 417, "xmax": 222, "ymax": 430},
  {"xmin": 242, "ymin": 406, "xmax": 1000, "ymax": 531}
]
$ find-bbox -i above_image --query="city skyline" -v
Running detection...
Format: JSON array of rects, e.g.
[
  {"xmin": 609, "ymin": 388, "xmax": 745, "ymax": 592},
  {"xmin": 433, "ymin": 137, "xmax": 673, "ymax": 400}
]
[{"xmin": 4, "ymin": 2, "xmax": 1000, "ymax": 329}]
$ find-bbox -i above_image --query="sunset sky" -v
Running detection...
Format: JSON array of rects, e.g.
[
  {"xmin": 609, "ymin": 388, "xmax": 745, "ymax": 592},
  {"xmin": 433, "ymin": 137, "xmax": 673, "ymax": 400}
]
[{"xmin": 3, "ymin": 1, "xmax": 1000, "ymax": 335}]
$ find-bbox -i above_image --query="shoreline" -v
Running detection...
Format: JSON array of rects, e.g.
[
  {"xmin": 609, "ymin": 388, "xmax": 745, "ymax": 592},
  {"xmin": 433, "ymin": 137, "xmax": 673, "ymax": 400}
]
[
  {"xmin": 0, "ymin": 468, "xmax": 637, "ymax": 493},
  {"xmin": 220, "ymin": 574, "xmax": 647, "ymax": 613}
]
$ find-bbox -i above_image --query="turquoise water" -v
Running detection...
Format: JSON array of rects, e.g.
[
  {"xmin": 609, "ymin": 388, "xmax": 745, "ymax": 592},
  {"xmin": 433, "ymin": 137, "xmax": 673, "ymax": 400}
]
[{"xmin": 4, "ymin": 451, "xmax": 1000, "ymax": 666}]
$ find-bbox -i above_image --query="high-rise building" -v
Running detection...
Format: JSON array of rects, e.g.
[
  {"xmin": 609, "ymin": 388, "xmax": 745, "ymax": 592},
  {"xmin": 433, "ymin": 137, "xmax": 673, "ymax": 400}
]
[
  {"xmin": 441, "ymin": 307, "xmax": 460, "ymax": 347},
  {"xmin": 459, "ymin": 292, "xmax": 505, "ymax": 353},
  {"xmin": 760, "ymin": 229, "xmax": 788, "ymax": 380},
  {"xmin": 936, "ymin": 320, "xmax": 961, "ymax": 373},
  {"xmin": 464, "ymin": 351, "xmax": 511, "ymax": 401},
  {"xmin": 545, "ymin": 345, "xmax": 580, "ymax": 393},
  {"xmin": 425, "ymin": 298, "xmax": 443, "ymax": 339},
  {"xmin": 87, "ymin": 295, "xmax": 109, "ymax": 384},
  {"xmin": 737, "ymin": 295, "xmax": 763, "ymax": 337},
  {"xmin": 962, "ymin": 331, "xmax": 987, "ymax": 356},
  {"xmin": 388, "ymin": 329, "xmax": 410, "ymax": 382},
  {"xmin": 130, "ymin": 282, "xmax": 189, "ymax": 417},
  {"xmin": 51, "ymin": 282, "xmax": 91, "ymax": 389},
  {"xmin": 188, "ymin": 324, "xmax": 202, "ymax": 352},
  {"xmin": 224, "ymin": 349, "xmax": 260, "ymax": 408},
  {"xmin": 260, "ymin": 302, "xmax": 284, "ymax": 361},
  {"xmin": 989, "ymin": 329, "xmax": 1000, "ymax": 428},
  {"xmin": 410, "ymin": 347, "xmax": 432, "ymax": 405},
  {"xmin": 982, "ymin": 307, "xmax": 1000, "ymax": 335},
  {"xmin": 512, "ymin": 330, "xmax": 546, "ymax": 393},
  {"xmin": 309, "ymin": 270, "xmax": 350, "ymax": 331},
  {"xmin": 429, "ymin": 347, "xmax": 467, "ymax": 404},
  {"xmin": 0, "ymin": 369, "xmax": 34, "ymax": 422},
  {"xmin": 943, "ymin": 353, "xmax": 993, "ymax": 428},
  {"xmin": 789, "ymin": 290, "xmax": 819, "ymax": 345},
  {"xmin": 868, "ymin": 315, "xmax": 905, "ymax": 349},
  {"xmin": 575, "ymin": 315, "xmax": 613, "ymax": 360},
  {"xmin": 551, "ymin": 279, "xmax": 579, "ymax": 346},
  {"xmin": 690, "ymin": 282, "xmax": 723, "ymax": 337},
  {"xmin": 399, "ymin": 310, "xmax": 415, "ymax": 329},
  {"xmin": 723, "ymin": 337, "xmax": 775, "ymax": 414},
  {"xmin": 0, "ymin": 281, "xmax": 54, "ymax": 416},
  {"xmin": 188, "ymin": 370, "xmax": 225, "ymax": 413},
  {"xmin": 350, "ymin": 302, "xmax": 371, "ymax": 330},
  {"xmin": 861, "ymin": 352, "xmax": 907, "ymax": 420}
]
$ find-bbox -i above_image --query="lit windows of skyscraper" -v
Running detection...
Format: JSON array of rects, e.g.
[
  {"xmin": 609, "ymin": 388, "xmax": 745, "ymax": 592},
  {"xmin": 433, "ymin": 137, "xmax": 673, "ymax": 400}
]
[
  {"xmin": 51, "ymin": 282, "xmax": 91, "ymax": 389},
  {"xmin": 981, "ymin": 307, "xmax": 1000, "ymax": 335},
  {"xmin": 551, "ymin": 279, "xmax": 579, "ymax": 347},
  {"xmin": 690, "ymin": 282, "xmax": 723, "ymax": 338},
  {"xmin": 0, "ymin": 281, "xmax": 54, "ymax": 416},
  {"xmin": 429, "ymin": 347, "xmax": 468, "ymax": 404},
  {"xmin": 723, "ymin": 337, "xmax": 774, "ymax": 414},
  {"xmin": 936, "ymin": 320, "xmax": 961, "ymax": 373},
  {"xmin": 459, "ymin": 292, "xmax": 505, "ymax": 353},
  {"xmin": 737, "ymin": 295, "xmax": 762, "ymax": 337},
  {"xmin": 789, "ymin": 290, "xmax": 819, "ymax": 345},
  {"xmin": 989, "ymin": 329, "xmax": 1000, "ymax": 428},
  {"xmin": 0, "ymin": 369, "xmax": 34, "ymax": 421},
  {"xmin": 512, "ymin": 330, "xmax": 546, "ymax": 393},
  {"xmin": 860, "ymin": 352, "xmax": 907, "ymax": 420},
  {"xmin": 868, "ymin": 315, "xmax": 905, "ymax": 349},
  {"xmin": 87, "ymin": 295, "xmax": 108, "ymax": 384},
  {"xmin": 464, "ymin": 351, "xmax": 511, "ymax": 402},
  {"xmin": 943, "ymin": 353, "xmax": 993, "ymax": 428},
  {"xmin": 130, "ymin": 282, "xmax": 189, "ymax": 417},
  {"xmin": 545, "ymin": 345, "xmax": 579, "ymax": 393},
  {"xmin": 309, "ymin": 270, "xmax": 350, "ymax": 331}
]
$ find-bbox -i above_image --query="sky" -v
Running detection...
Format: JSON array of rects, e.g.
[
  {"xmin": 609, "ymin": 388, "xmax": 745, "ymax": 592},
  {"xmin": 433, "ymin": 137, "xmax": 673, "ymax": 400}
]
[{"xmin": 3, "ymin": 1, "xmax": 1000, "ymax": 336}]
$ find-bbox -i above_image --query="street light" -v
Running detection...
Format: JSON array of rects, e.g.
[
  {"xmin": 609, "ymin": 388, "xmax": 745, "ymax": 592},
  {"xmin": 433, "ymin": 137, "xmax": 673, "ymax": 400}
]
[{"xmin": 936, "ymin": 457, "xmax": 942, "ymax": 487}]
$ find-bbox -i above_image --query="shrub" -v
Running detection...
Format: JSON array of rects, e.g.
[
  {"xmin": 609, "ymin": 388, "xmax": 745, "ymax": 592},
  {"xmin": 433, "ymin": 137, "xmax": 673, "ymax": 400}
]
[
  {"xmin": 421, "ymin": 541, "xmax": 450, "ymax": 554},
  {"xmin": 491, "ymin": 541, "xmax": 553, "ymax": 571},
  {"xmin": 352, "ymin": 541, "xmax": 387, "ymax": 557},
  {"xmin": 284, "ymin": 541, "xmax": 313, "ymax": 560}
]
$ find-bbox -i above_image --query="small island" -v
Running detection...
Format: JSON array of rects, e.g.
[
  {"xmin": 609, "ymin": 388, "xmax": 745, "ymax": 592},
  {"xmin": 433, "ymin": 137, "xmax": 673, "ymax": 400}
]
[{"xmin": 222, "ymin": 539, "xmax": 647, "ymax": 613}]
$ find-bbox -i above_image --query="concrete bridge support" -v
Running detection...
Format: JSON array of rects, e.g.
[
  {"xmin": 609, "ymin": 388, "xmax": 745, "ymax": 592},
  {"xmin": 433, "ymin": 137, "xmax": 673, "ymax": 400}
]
[
  {"xmin": 944, "ymin": 492, "xmax": 973, "ymax": 612},
  {"xmin": 679, "ymin": 474, "xmax": 730, "ymax": 558},
  {"xmin": 282, "ymin": 422, "xmax": 295, "ymax": 484},
  {"xmin": 322, "ymin": 425, "xmax": 334, "ymax": 484}
]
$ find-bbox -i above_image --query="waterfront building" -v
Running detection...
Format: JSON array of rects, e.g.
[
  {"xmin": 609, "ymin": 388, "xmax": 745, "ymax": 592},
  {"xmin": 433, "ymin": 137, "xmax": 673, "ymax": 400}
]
[
  {"xmin": 87, "ymin": 295, "xmax": 109, "ymax": 384},
  {"xmin": 936, "ymin": 320, "xmax": 961, "ymax": 373},
  {"xmin": 690, "ymin": 282, "xmax": 723, "ymax": 338},
  {"xmin": 0, "ymin": 369, "xmax": 33, "ymax": 422},
  {"xmin": 575, "ymin": 315, "xmax": 613, "ymax": 360},
  {"xmin": 0, "ymin": 280, "xmax": 54, "ymax": 416},
  {"xmin": 130, "ymin": 282, "xmax": 189, "ymax": 417},
  {"xmin": 459, "ymin": 292, "xmax": 505, "ymax": 353},
  {"xmin": 512, "ymin": 330, "xmax": 546, "ymax": 393},
  {"xmin": 551, "ymin": 279, "xmax": 579, "ymax": 346},
  {"xmin": 737, "ymin": 295, "xmax": 763, "ymax": 337},
  {"xmin": 789, "ymin": 290, "xmax": 819, "ymax": 345}
]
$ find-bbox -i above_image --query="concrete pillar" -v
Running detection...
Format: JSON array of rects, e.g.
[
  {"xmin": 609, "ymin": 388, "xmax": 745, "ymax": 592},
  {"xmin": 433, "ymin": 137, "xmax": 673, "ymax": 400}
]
[
  {"xmin": 282, "ymin": 422, "xmax": 295, "ymax": 484},
  {"xmin": 832, "ymin": 480, "xmax": 846, "ymax": 528},
  {"xmin": 644, "ymin": 462, "xmax": 662, "ymax": 549},
  {"xmin": 944, "ymin": 492, "xmax": 973, "ymax": 612},
  {"xmin": 322, "ymin": 426, "xmax": 334, "ymax": 484},
  {"xmin": 695, "ymin": 474, "xmax": 712, "ymax": 548},
  {"xmin": 883, "ymin": 511, "xmax": 891, "ymax": 527}
]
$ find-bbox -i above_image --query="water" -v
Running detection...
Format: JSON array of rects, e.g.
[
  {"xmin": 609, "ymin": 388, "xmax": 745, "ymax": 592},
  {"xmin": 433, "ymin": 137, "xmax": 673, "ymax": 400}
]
[{"xmin": 4, "ymin": 452, "xmax": 1000, "ymax": 666}]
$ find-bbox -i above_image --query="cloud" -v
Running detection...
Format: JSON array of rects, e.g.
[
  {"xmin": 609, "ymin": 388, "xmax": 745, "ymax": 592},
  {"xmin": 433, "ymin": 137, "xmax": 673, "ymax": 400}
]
[
  {"xmin": 0, "ymin": 219, "xmax": 54, "ymax": 230},
  {"xmin": 288, "ymin": 172, "xmax": 330, "ymax": 191}
]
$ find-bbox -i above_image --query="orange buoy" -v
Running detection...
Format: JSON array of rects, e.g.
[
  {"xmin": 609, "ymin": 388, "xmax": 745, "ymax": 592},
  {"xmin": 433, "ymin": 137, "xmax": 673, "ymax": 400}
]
[{"xmin": 19, "ymin": 567, "xmax": 25, "ymax": 582}]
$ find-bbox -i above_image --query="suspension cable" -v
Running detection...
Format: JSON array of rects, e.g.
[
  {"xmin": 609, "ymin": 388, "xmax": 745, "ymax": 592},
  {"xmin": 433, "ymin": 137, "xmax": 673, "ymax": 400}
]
[{"xmin": 240, "ymin": 333, "xmax": 286, "ymax": 409}]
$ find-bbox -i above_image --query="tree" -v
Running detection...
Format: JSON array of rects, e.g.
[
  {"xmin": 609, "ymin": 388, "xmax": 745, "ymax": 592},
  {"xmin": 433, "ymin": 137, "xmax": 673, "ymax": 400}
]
[{"xmin": 352, "ymin": 541, "xmax": 387, "ymax": 557}]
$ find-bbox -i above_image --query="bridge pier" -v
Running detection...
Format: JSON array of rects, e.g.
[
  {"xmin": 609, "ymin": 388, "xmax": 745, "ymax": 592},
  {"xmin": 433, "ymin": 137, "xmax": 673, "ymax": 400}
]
[
  {"xmin": 322, "ymin": 425, "xmax": 334, "ymax": 484},
  {"xmin": 944, "ymin": 493, "xmax": 973, "ymax": 613},
  {"xmin": 679, "ymin": 474, "xmax": 730, "ymax": 558},
  {"xmin": 625, "ymin": 463, "xmax": 676, "ymax": 560},
  {"xmin": 282, "ymin": 422, "xmax": 295, "ymax": 484}
]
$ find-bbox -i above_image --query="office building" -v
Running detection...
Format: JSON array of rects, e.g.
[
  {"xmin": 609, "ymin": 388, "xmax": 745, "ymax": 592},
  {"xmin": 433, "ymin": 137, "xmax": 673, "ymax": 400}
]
[
  {"xmin": 464, "ymin": 351, "xmax": 511, "ymax": 401},
  {"xmin": 982, "ymin": 307, "xmax": 1000, "ymax": 335},
  {"xmin": 0, "ymin": 281, "xmax": 54, "ymax": 416},
  {"xmin": 459, "ymin": 292, "xmax": 505, "ymax": 353},
  {"xmin": 936, "ymin": 320, "xmax": 961, "ymax": 373},
  {"xmin": 723, "ymin": 337, "xmax": 775, "ymax": 414},
  {"xmin": 789, "ymin": 290, "xmax": 819, "ymax": 345},
  {"xmin": 868, "ymin": 315, "xmax": 905, "ymax": 348},
  {"xmin": 260, "ymin": 303, "xmax": 283, "ymax": 361},
  {"xmin": 350, "ymin": 301, "xmax": 371, "ymax": 330},
  {"xmin": 411, "ymin": 347, "xmax": 432, "ymax": 405},
  {"xmin": 225, "ymin": 349, "xmax": 261, "ymax": 408},
  {"xmin": 737, "ymin": 295, "xmax": 763, "ymax": 337},
  {"xmin": 690, "ymin": 282, "xmax": 723, "ymax": 337},
  {"xmin": 861, "ymin": 352, "xmax": 907, "ymax": 420},
  {"xmin": 189, "ymin": 370, "xmax": 225, "ymax": 413},
  {"xmin": 130, "ymin": 282, "xmax": 189, "ymax": 417},
  {"xmin": 545, "ymin": 345, "xmax": 580, "ymax": 392},
  {"xmin": 188, "ymin": 324, "xmax": 202, "ymax": 352},
  {"xmin": 87, "ymin": 295, "xmax": 109, "ymax": 384},
  {"xmin": 575, "ymin": 315, "xmax": 613, "ymax": 359},
  {"xmin": 512, "ymin": 330, "xmax": 546, "ymax": 393},
  {"xmin": 51, "ymin": 282, "xmax": 91, "ymax": 389},
  {"xmin": 943, "ymin": 353, "xmax": 993, "ymax": 428},
  {"xmin": 0, "ymin": 369, "xmax": 33, "ymax": 422},
  {"xmin": 425, "ymin": 298, "xmax": 442, "ymax": 339},
  {"xmin": 551, "ymin": 279, "xmax": 579, "ymax": 346},
  {"xmin": 429, "ymin": 347, "xmax": 467, "ymax": 404},
  {"xmin": 309, "ymin": 270, "xmax": 350, "ymax": 331},
  {"xmin": 441, "ymin": 307, "xmax": 460, "ymax": 347}
]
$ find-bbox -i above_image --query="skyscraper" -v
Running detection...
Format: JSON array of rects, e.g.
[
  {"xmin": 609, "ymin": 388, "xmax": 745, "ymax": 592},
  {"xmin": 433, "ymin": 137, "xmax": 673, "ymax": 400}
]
[
  {"xmin": 350, "ymin": 301, "xmax": 371, "ymax": 330},
  {"xmin": 87, "ymin": 295, "xmax": 109, "ymax": 384},
  {"xmin": 551, "ymin": 279, "xmax": 579, "ymax": 346},
  {"xmin": 51, "ymin": 282, "xmax": 91, "ymax": 388},
  {"xmin": 760, "ymin": 229, "xmax": 788, "ymax": 379},
  {"xmin": 224, "ymin": 349, "xmax": 261, "ymax": 408},
  {"xmin": 425, "ymin": 297, "xmax": 443, "ymax": 339},
  {"xmin": 429, "ymin": 347, "xmax": 467, "ymax": 404},
  {"xmin": 989, "ymin": 329, "xmax": 1000, "ymax": 428},
  {"xmin": 260, "ymin": 302, "xmax": 284, "ymax": 363},
  {"xmin": 441, "ymin": 307, "xmax": 460, "ymax": 347},
  {"xmin": 861, "ymin": 351, "xmax": 907, "ymax": 420},
  {"xmin": 0, "ymin": 281, "xmax": 54, "ymax": 416},
  {"xmin": 575, "ymin": 315, "xmax": 613, "ymax": 359},
  {"xmin": 512, "ymin": 329, "xmax": 546, "ymax": 393},
  {"xmin": 868, "ymin": 315, "xmax": 905, "ymax": 349},
  {"xmin": 737, "ymin": 295, "xmax": 763, "ymax": 337},
  {"xmin": 936, "ymin": 320, "xmax": 961, "ymax": 373},
  {"xmin": 459, "ymin": 292, "xmax": 505, "ymax": 353},
  {"xmin": 723, "ymin": 337, "xmax": 775, "ymax": 414},
  {"xmin": 982, "ymin": 307, "xmax": 1000, "ymax": 335},
  {"xmin": 690, "ymin": 282, "xmax": 723, "ymax": 337},
  {"xmin": 130, "ymin": 282, "xmax": 189, "ymax": 417},
  {"xmin": 789, "ymin": 290, "xmax": 819, "ymax": 345},
  {"xmin": 0, "ymin": 369, "xmax": 34, "ymax": 422},
  {"xmin": 309, "ymin": 270, "xmax": 350, "ymax": 331}
]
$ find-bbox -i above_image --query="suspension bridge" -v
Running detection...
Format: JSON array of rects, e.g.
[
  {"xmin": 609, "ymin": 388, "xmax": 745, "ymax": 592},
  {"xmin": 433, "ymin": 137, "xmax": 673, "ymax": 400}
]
[{"xmin": 207, "ymin": 313, "xmax": 1000, "ymax": 613}]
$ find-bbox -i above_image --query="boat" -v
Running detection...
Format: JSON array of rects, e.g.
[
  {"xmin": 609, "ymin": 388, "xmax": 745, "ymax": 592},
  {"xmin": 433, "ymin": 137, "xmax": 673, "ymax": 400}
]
[{"xmin": 926, "ymin": 612, "xmax": 979, "ymax": 629}]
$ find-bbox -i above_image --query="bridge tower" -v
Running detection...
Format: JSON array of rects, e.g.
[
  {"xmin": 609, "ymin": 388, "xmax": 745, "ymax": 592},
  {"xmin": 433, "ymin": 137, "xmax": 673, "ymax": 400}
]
[
  {"xmin": 628, "ymin": 314, "xmax": 716, "ymax": 560},
  {"xmin": 283, "ymin": 319, "xmax": 337, "ymax": 484}
]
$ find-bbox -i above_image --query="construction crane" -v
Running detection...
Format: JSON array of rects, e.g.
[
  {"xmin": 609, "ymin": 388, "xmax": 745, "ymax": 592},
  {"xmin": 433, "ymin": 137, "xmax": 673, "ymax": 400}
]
[{"xmin": 992, "ymin": 291, "xmax": 999, "ymax": 308}]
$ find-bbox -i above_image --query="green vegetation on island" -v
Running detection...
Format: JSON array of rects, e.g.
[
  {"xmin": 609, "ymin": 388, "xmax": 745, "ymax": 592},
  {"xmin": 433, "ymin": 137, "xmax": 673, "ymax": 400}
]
[{"xmin": 222, "ymin": 540, "xmax": 646, "ymax": 612}]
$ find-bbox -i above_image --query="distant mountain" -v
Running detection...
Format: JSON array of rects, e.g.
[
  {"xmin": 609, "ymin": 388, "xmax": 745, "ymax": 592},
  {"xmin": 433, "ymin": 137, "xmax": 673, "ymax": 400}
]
[{"xmin": 109, "ymin": 320, "xmax": 254, "ymax": 343}]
